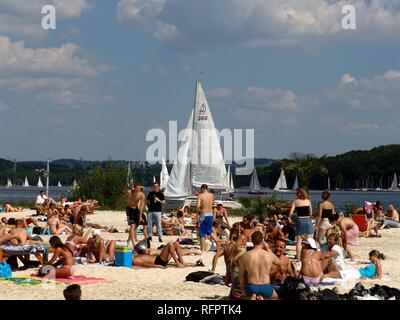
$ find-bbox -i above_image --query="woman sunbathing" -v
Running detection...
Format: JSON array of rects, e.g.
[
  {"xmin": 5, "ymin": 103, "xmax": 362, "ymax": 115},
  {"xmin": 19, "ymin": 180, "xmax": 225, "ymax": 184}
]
[
  {"xmin": 3, "ymin": 204, "xmax": 23, "ymax": 213},
  {"xmin": 47, "ymin": 211, "xmax": 73, "ymax": 235},
  {"xmin": 321, "ymin": 250, "xmax": 384, "ymax": 281},
  {"xmin": 65, "ymin": 225, "xmax": 89, "ymax": 258},
  {"xmin": 87, "ymin": 229, "xmax": 116, "ymax": 263},
  {"xmin": 39, "ymin": 236, "xmax": 76, "ymax": 278}
]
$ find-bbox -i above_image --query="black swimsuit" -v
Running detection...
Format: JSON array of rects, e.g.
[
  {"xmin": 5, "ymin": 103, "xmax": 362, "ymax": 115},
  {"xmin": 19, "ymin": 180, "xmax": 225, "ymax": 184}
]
[
  {"xmin": 321, "ymin": 209, "xmax": 333, "ymax": 219},
  {"xmin": 296, "ymin": 206, "xmax": 310, "ymax": 217},
  {"xmin": 154, "ymin": 256, "xmax": 168, "ymax": 267}
]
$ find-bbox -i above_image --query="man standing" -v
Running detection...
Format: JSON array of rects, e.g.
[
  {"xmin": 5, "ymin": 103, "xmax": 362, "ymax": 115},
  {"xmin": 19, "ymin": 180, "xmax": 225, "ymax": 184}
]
[
  {"xmin": 116, "ymin": 182, "xmax": 147, "ymax": 248},
  {"xmin": 147, "ymin": 182, "xmax": 165, "ymax": 243},
  {"xmin": 196, "ymin": 184, "xmax": 215, "ymax": 252},
  {"xmin": 239, "ymin": 231, "xmax": 281, "ymax": 300}
]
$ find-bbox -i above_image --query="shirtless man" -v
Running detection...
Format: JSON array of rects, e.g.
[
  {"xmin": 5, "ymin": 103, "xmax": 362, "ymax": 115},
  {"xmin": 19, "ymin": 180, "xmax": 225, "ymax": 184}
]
[
  {"xmin": 299, "ymin": 238, "xmax": 324, "ymax": 287},
  {"xmin": 238, "ymin": 231, "xmax": 281, "ymax": 300},
  {"xmin": 196, "ymin": 184, "xmax": 215, "ymax": 252},
  {"xmin": 269, "ymin": 238, "xmax": 296, "ymax": 286},
  {"xmin": 132, "ymin": 241, "xmax": 195, "ymax": 268},
  {"xmin": 116, "ymin": 183, "xmax": 147, "ymax": 247}
]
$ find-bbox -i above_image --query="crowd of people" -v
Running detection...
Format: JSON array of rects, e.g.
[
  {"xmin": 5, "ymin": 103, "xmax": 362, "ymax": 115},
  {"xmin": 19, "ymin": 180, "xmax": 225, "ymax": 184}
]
[{"xmin": 0, "ymin": 183, "xmax": 398, "ymax": 300}]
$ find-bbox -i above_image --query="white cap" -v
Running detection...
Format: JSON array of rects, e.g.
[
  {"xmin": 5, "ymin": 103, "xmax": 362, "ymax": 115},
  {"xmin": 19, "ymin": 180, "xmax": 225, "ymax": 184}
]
[
  {"xmin": 304, "ymin": 238, "xmax": 317, "ymax": 249},
  {"xmin": 92, "ymin": 229, "xmax": 101, "ymax": 237}
]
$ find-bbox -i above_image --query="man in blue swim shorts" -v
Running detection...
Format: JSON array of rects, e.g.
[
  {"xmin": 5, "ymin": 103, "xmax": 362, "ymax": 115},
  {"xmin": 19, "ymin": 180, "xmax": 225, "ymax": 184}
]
[
  {"xmin": 196, "ymin": 184, "xmax": 214, "ymax": 252},
  {"xmin": 238, "ymin": 231, "xmax": 281, "ymax": 300}
]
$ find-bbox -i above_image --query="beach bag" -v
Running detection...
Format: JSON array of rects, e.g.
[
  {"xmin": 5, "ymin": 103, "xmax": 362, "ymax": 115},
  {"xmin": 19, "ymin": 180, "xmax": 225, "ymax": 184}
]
[
  {"xmin": 0, "ymin": 262, "xmax": 12, "ymax": 278},
  {"xmin": 185, "ymin": 271, "xmax": 214, "ymax": 282},
  {"xmin": 178, "ymin": 238, "xmax": 195, "ymax": 245}
]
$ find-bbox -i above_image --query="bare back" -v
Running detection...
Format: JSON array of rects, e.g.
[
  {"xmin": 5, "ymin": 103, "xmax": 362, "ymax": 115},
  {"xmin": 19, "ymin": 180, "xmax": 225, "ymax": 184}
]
[
  {"xmin": 300, "ymin": 249, "xmax": 323, "ymax": 277},
  {"xmin": 241, "ymin": 248, "xmax": 279, "ymax": 284},
  {"xmin": 197, "ymin": 191, "xmax": 214, "ymax": 214}
]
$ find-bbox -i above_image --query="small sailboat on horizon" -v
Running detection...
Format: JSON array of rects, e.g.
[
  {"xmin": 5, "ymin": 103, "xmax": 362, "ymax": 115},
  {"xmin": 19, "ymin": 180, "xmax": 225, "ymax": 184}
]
[
  {"xmin": 23, "ymin": 176, "xmax": 30, "ymax": 187},
  {"xmin": 248, "ymin": 167, "xmax": 267, "ymax": 194},
  {"xmin": 6, "ymin": 178, "xmax": 12, "ymax": 188},
  {"xmin": 37, "ymin": 176, "xmax": 44, "ymax": 188},
  {"xmin": 292, "ymin": 175, "xmax": 299, "ymax": 190},
  {"xmin": 57, "ymin": 181, "xmax": 62, "ymax": 187},
  {"xmin": 274, "ymin": 169, "xmax": 288, "ymax": 192},
  {"xmin": 160, "ymin": 158, "xmax": 170, "ymax": 190},
  {"xmin": 389, "ymin": 173, "xmax": 399, "ymax": 191}
]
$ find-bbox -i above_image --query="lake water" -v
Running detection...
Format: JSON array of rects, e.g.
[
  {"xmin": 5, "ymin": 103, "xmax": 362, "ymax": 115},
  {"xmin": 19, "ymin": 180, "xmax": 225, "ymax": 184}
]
[
  {"xmin": 0, "ymin": 186, "xmax": 72, "ymax": 204},
  {"xmin": 1, "ymin": 186, "xmax": 399, "ymax": 212}
]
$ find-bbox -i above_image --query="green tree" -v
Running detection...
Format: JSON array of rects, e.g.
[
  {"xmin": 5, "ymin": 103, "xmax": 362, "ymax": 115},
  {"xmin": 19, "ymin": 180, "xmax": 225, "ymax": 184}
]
[
  {"xmin": 283, "ymin": 153, "xmax": 329, "ymax": 187},
  {"xmin": 72, "ymin": 162, "xmax": 129, "ymax": 209}
]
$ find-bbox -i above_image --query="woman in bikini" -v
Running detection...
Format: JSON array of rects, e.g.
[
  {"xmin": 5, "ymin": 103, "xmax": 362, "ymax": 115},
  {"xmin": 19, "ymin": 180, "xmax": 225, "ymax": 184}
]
[
  {"xmin": 40, "ymin": 236, "xmax": 76, "ymax": 278},
  {"xmin": 47, "ymin": 211, "xmax": 73, "ymax": 235},
  {"xmin": 315, "ymin": 191, "xmax": 335, "ymax": 247},
  {"xmin": 65, "ymin": 225, "xmax": 89, "ymax": 258},
  {"xmin": 213, "ymin": 204, "xmax": 231, "ymax": 230},
  {"xmin": 87, "ymin": 229, "xmax": 116, "ymax": 263},
  {"xmin": 288, "ymin": 187, "xmax": 314, "ymax": 262},
  {"xmin": 321, "ymin": 250, "xmax": 384, "ymax": 281},
  {"xmin": 299, "ymin": 238, "xmax": 324, "ymax": 287}
]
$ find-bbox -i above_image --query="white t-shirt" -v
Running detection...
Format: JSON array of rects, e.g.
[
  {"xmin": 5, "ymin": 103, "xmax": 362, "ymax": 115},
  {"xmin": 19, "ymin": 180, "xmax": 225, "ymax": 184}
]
[
  {"xmin": 331, "ymin": 244, "xmax": 345, "ymax": 265},
  {"xmin": 36, "ymin": 194, "xmax": 48, "ymax": 205}
]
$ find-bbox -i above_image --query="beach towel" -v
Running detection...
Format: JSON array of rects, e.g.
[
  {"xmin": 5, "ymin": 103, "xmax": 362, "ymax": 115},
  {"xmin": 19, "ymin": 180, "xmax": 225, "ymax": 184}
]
[
  {"xmin": 0, "ymin": 244, "xmax": 48, "ymax": 256},
  {"xmin": 0, "ymin": 276, "xmax": 48, "ymax": 286},
  {"xmin": 30, "ymin": 274, "xmax": 113, "ymax": 285}
]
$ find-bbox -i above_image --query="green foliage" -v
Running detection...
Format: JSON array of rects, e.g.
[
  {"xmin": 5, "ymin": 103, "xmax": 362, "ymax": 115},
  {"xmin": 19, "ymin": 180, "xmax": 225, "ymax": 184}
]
[
  {"xmin": 238, "ymin": 196, "xmax": 289, "ymax": 220},
  {"xmin": 344, "ymin": 202, "xmax": 358, "ymax": 217},
  {"xmin": 72, "ymin": 162, "xmax": 129, "ymax": 209}
]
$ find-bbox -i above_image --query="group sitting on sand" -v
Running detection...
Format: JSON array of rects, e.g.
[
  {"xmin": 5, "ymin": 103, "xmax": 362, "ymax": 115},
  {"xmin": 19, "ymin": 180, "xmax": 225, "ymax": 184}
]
[{"xmin": 207, "ymin": 187, "xmax": 394, "ymax": 300}]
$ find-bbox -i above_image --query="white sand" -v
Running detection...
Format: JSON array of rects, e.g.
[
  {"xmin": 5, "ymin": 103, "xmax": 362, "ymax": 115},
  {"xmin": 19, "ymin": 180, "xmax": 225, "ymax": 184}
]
[{"xmin": 0, "ymin": 210, "xmax": 399, "ymax": 300}]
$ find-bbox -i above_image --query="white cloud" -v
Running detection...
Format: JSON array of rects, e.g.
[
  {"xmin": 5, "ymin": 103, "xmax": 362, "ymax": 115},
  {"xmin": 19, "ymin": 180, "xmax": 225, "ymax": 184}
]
[
  {"xmin": 240, "ymin": 86, "xmax": 299, "ymax": 111},
  {"xmin": 116, "ymin": 0, "xmax": 400, "ymax": 50},
  {"xmin": 0, "ymin": 36, "xmax": 100, "ymax": 77},
  {"xmin": 207, "ymin": 88, "xmax": 233, "ymax": 98},
  {"xmin": 0, "ymin": 101, "xmax": 10, "ymax": 112},
  {"xmin": 341, "ymin": 73, "xmax": 357, "ymax": 85},
  {"xmin": 0, "ymin": 0, "xmax": 92, "ymax": 40}
]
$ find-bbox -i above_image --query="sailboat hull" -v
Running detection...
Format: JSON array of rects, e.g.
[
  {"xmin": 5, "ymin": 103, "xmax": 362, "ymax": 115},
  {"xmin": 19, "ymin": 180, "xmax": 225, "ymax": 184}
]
[{"xmin": 248, "ymin": 191, "xmax": 268, "ymax": 195}]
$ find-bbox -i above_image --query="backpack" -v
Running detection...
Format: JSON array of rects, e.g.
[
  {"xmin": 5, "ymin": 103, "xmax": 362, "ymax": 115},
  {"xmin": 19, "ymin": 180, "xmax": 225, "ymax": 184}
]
[
  {"xmin": 279, "ymin": 276, "xmax": 311, "ymax": 300},
  {"xmin": 185, "ymin": 271, "xmax": 214, "ymax": 282},
  {"xmin": 0, "ymin": 262, "xmax": 12, "ymax": 278}
]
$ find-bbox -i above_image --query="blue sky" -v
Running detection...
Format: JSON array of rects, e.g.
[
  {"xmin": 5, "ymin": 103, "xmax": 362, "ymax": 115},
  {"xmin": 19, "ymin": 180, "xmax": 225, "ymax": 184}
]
[{"xmin": 0, "ymin": 0, "xmax": 399, "ymax": 161}]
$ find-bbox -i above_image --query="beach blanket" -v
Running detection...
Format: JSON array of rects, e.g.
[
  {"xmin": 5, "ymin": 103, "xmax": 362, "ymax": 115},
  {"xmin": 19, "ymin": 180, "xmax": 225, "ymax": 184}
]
[
  {"xmin": 0, "ymin": 276, "xmax": 49, "ymax": 286},
  {"xmin": 0, "ymin": 244, "xmax": 48, "ymax": 257},
  {"xmin": 30, "ymin": 274, "xmax": 113, "ymax": 285}
]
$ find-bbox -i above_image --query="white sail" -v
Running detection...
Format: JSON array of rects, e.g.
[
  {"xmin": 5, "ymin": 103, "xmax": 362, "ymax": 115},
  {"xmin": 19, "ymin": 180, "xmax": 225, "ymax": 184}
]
[
  {"xmin": 165, "ymin": 80, "xmax": 229, "ymax": 199},
  {"xmin": 390, "ymin": 173, "xmax": 398, "ymax": 191},
  {"xmin": 225, "ymin": 165, "xmax": 235, "ymax": 193},
  {"xmin": 153, "ymin": 175, "xmax": 156, "ymax": 183},
  {"xmin": 164, "ymin": 110, "xmax": 194, "ymax": 199},
  {"xmin": 57, "ymin": 181, "xmax": 62, "ymax": 187},
  {"xmin": 249, "ymin": 168, "xmax": 261, "ymax": 193},
  {"xmin": 37, "ymin": 176, "xmax": 44, "ymax": 187},
  {"xmin": 23, "ymin": 176, "xmax": 30, "ymax": 187},
  {"xmin": 126, "ymin": 163, "xmax": 134, "ymax": 189},
  {"xmin": 160, "ymin": 157, "xmax": 169, "ymax": 190},
  {"xmin": 6, "ymin": 178, "xmax": 12, "ymax": 188},
  {"xmin": 328, "ymin": 176, "xmax": 331, "ymax": 190},
  {"xmin": 292, "ymin": 175, "xmax": 299, "ymax": 190},
  {"xmin": 274, "ymin": 169, "xmax": 287, "ymax": 191},
  {"xmin": 72, "ymin": 179, "xmax": 78, "ymax": 190}
]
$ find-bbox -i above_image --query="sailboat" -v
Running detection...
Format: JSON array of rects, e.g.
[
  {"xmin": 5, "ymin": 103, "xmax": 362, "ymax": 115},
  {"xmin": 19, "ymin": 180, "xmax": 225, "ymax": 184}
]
[
  {"xmin": 292, "ymin": 175, "xmax": 299, "ymax": 190},
  {"xmin": 57, "ymin": 181, "xmax": 62, "ymax": 187},
  {"xmin": 23, "ymin": 176, "xmax": 30, "ymax": 187},
  {"xmin": 389, "ymin": 173, "xmax": 399, "ymax": 191},
  {"xmin": 225, "ymin": 165, "xmax": 235, "ymax": 194},
  {"xmin": 164, "ymin": 79, "xmax": 243, "ymax": 209},
  {"xmin": 37, "ymin": 176, "xmax": 44, "ymax": 187},
  {"xmin": 327, "ymin": 176, "xmax": 331, "ymax": 191},
  {"xmin": 274, "ymin": 169, "xmax": 288, "ymax": 192},
  {"xmin": 72, "ymin": 179, "xmax": 78, "ymax": 190},
  {"xmin": 248, "ymin": 168, "xmax": 267, "ymax": 194},
  {"xmin": 6, "ymin": 178, "xmax": 12, "ymax": 188},
  {"xmin": 160, "ymin": 158, "xmax": 169, "ymax": 190}
]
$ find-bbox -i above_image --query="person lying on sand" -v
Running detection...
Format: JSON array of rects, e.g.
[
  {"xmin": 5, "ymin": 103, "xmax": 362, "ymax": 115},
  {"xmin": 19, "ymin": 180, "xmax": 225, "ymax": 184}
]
[
  {"xmin": 133, "ymin": 241, "xmax": 196, "ymax": 268},
  {"xmin": 39, "ymin": 236, "xmax": 76, "ymax": 278},
  {"xmin": 321, "ymin": 250, "xmax": 384, "ymax": 282},
  {"xmin": 3, "ymin": 204, "xmax": 24, "ymax": 213}
]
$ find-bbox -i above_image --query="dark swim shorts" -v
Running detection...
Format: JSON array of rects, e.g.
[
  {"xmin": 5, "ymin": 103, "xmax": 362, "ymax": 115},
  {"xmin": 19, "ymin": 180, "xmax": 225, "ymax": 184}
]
[{"xmin": 126, "ymin": 207, "xmax": 147, "ymax": 225}]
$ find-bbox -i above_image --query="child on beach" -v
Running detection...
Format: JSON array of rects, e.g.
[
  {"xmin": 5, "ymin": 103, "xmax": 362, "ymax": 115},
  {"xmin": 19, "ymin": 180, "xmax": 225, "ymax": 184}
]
[{"xmin": 321, "ymin": 250, "xmax": 385, "ymax": 281}]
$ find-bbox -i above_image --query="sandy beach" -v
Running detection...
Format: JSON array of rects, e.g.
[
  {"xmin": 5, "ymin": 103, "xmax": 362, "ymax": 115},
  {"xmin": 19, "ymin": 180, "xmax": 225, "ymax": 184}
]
[{"xmin": 1, "ymin": 209, "xmax": 399, "ymax": 300}]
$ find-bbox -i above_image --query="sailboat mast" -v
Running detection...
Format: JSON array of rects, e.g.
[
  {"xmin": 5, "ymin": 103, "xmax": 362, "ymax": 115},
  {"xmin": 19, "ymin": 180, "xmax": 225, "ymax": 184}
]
[{"xmin": 189, "ymin": 78, "xmax": 199, "ymax": 194}]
